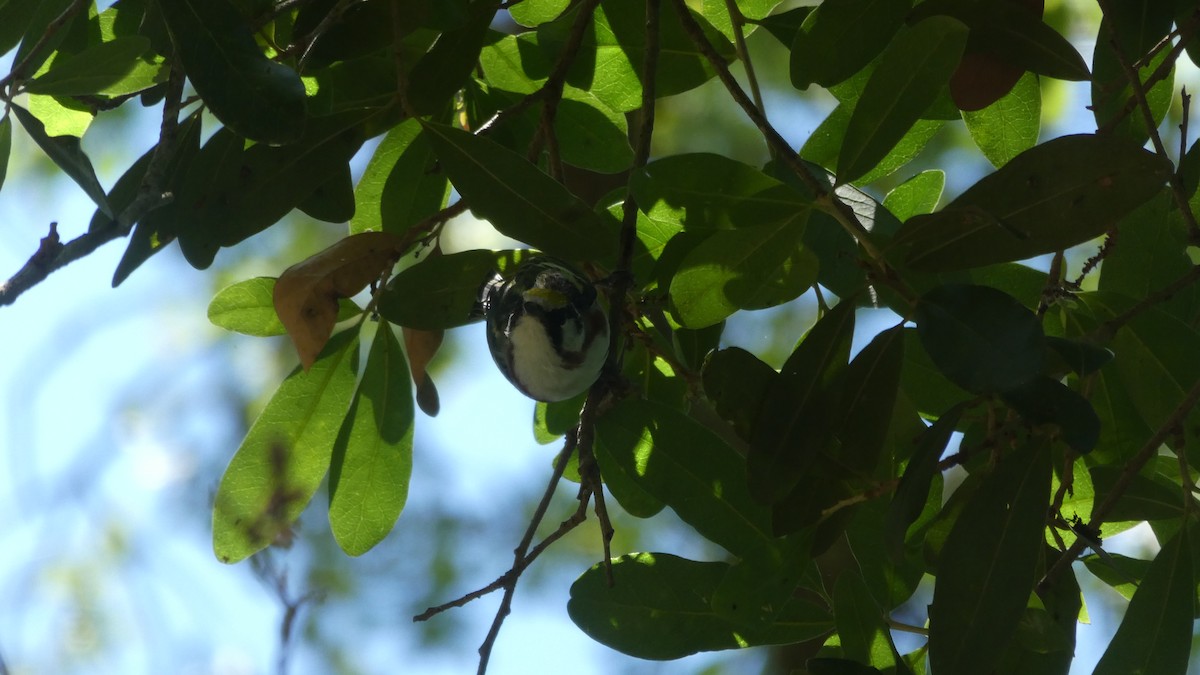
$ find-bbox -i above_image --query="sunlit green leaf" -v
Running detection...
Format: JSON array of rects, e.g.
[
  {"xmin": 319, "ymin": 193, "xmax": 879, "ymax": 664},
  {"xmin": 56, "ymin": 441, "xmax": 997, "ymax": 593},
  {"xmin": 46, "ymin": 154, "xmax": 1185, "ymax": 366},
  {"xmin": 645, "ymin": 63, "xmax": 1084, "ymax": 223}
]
[
  {"xmin": 349, "ymin": 120, "xmax": 449, "ymax": 235},
  {"xmin": 962, "ymin": 71, "xmax": 1040, "ymax": 168},
  {"xmin": 328, "ymin": 325, "xmax": 414, "ymax": 556},
  {"xmin": 208, "ymin": 277, "xmax": 359, "ymax": 337},
  {"xmin": 883, "ymin": 170, "xmax": 944, "ymax": 222},
  {"xmin": 26, "ymin": 36, "xmax": 165, "ymax": 96},
  {"xmin": 213, "ymin": 328, "xmax": 360, "ymax": 563}
]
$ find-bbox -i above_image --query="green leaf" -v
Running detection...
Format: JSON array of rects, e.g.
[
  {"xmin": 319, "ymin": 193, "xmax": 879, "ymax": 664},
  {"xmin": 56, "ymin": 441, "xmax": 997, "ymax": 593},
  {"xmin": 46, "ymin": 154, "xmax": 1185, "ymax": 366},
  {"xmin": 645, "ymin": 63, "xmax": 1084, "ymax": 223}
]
[
  {"xmin": 962, "ymin": 71, "xmax": 1040, "ymax": 168},
  {"xmin": 208, "ymin": 277, "xmax": 359, "ymax": 337},
  {"xmin": 1114, "ymin": 307, "xmax": 1200, "ymax": 433},
  {"xmin": 1045, "ymin": 335, "xmax": 1113, "ymax": 376},
  {"xmin": 158, "ymin": 0, "xmax": 306, "ymax": 144},
  {"xmin": 631, "ymin": 153, "xmax": 813, "ymax": 230},
  {"xmin": 669, "ymin": 215, "xmax": 816, "ymax": 328},
  {"xmin": 297, "ymin": 162, "xmax": 354, "ymax": 223},
  {"xmin": 174, "ymin": 115, "xmax": 366, "ymax": 269},
  {"xmin": 532, "ymin": 391, "xmax": 586, "ymax": 445},
  {"xmin": 911, "ymin": 0, "xmax": 1090, "ymax": 81},
  {"xmin": 0, "ymin": 115, "xmax": 11, "ymax": 194},
  {"xmin": 328, "ymin": 325, "xmax": 414, "ymax": 556},
  {"xmin": 594, "ymin": 399, "xmax": 775, "ymax": 556},
  {"xmin": 12, "ymin": 104, "xmax": 111, "ymax": 217},
  {"xmin": 1093, "ymin": 525, "xmax": 1194, "ymax": 675},
  {"xmin": 419, "ymin": 122, "xmax": 617, "ymax": 263},
  {"xmin": 699, "ymin": 0, "xmax": 780, "ymax": 40},
  {"xmin": 541, "ymin": 0, "xmax": 734, "ymax": 112},
  {"xmin": 834, "ymin": 569, "xmax": 911, "ymax": 673},
  {"xmin": 377, "ymin": 249, "xmax": 527, "ymax": 330},
  {"xmin": 11, "ymin": 0, "xmax": 76, "ymax": 76},
  {"xmin": 1091, "ymin": 464, "xmax": 1184, "ymax": 523},
  {"xmin": 836, "ymin": 16, "xmax": 968, "ymax": 185},
  {"xmin": 749, "ymin": 301, "xmax": 855, "ymax": 504},
  {"xmin": 885, "ymin": 407, "xmax": 962, "ymax": 560},
  {"xmin": 895, "ymin": 134, "xmax": 1171, "ymax": 272},
  {"xmin": 110, "ymin": 111, "xmax": 205, "ymax": 284},
  {"xmin": 1001, "ymin": 376, "xmax": 1100, "ymax": 453},
  {"xmin": 349, "ymin": 120, "xmax": 449, "ymax": 235},
  {"xmin": 899, "ymin": 328, "xmax": 972, "ymax": 414},
  {"xmin": 1091, "ymin": 5, "xmax": 1175, "ymax": 143},
  {"xmin": 834, "ymin": 325, "xmax": 904, "ymax": 474},
  {"xmin": 703, "ymin": 347, "xmax": 778, "ymax": 441},
  {"xmin": 25, "ymin": 35, "xmax": 165, "ymax": 96},
  {"xmin": 928, "ymin": 438, "xmax": 1052, "ymax": 675},
  {"xmin": 509, "ymin": 0, "xmax": 568, "ymax": 26},
  {"xmin": 406, "ymin": 0, "xmax": 497, "ymax": 115},
  {"xmin": 1099, "ymin": 191, "xmax": 1199, "ymax": 322},
  {"xmin": 212, "ymin": 328, "xmax": 360, "ymax": 563},
  {"xmin": 807, "ymin": 658, "xmax": 883, "ymax": 675},
  {"xmin": 883, "ymin": 170, "xmax": 944, "ymax": 222},
  {"xmin": 788, "ymin": 0, "xmax": 912, "ymax": 90},
  {"xmin": 914, "ymin": 284, "xmax": 1044, "ymax": 394},
  {"xmin": 568, "ymin": 552, "xmax": 833, "ymax": 659}
]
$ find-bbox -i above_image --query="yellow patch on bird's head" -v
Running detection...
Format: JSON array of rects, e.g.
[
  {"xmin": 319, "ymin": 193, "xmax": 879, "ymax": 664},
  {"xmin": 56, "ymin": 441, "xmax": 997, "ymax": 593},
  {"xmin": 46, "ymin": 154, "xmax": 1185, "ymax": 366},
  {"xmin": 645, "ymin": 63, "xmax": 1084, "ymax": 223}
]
[{"xmin": 524, "ymin": 286, "xmax": 568, "ymax": 309}]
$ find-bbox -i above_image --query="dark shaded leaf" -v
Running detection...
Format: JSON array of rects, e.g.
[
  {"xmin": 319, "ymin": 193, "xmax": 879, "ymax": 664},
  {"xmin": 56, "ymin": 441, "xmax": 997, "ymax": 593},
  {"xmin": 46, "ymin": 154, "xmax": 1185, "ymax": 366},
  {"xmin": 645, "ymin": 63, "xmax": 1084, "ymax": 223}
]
[
  {"xmin": 297, "ymin": 162, "xmax": 354, "ymax": 223},
  {"xmin": 885, "ymin": 405, "xmax": 964, "ymax": 560},
  {"xmin": 407, "ymin": 0, "xmax": 498, "ymax": 115},
  {"xmin": 568, "ymin": 552, "xmax": 833, "ymax": 659},
  {"xmin": 1044, "ymin": 335, "xmax": 1113, "ymax": 376},
  {"xmin": 595, "ymin": 399, "xmax": 775, "ymax": 556},
  {"xmin": 789, "ymin": 0, "xmax": 912, "ymax": 90},
  {"xmin": 836, "ymin": 16, "xmax": 968, "ymax": 185},
  {"xmin": 158, "ymin": 0, "xmax": 306, "ymax": 144},
  {"xmin": 914, "ymin": 284, "xmax": 1045, "ymax": 393},
  {"xmin": 703, "ymin": 347, "xmax": 778, "ymax": 441},
  {"xmin": 377, "ymin": 249, "xmax": 527, "ymax": 330},
  {"xmin": 1001, "ymin": 376, "xmax": 1100, "ymax": 453},
  {"xmin": 12, "ymin": 104, "xmax": 111, "ymax": 217},
  {"xmin": 896, "ymin": 134, "xmax": 1171, "ymax": 271},
  {"xmin": 1093, "ymin": 525, "xmax": 1193, "ymax": 675},
  {"xmin": 928, "ymin": 437, "xmax": 1052, "ymax": 674},
  {"xmin": 749, "ymin": 301, "xmax": 855, "ymax": 503},
  {"xmin": 834, "ymin": 568, "xmax": 911, "ymax": 673},
  {"xmin": 420, "ymin": 122, "xmax": 617, "ymax": 262}
]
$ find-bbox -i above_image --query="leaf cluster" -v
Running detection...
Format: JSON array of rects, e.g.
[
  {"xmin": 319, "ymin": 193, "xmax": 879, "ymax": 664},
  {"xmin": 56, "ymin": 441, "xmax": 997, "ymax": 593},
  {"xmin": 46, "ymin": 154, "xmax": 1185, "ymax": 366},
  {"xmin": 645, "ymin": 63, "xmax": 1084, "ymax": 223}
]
[{"xmin": 4, "ymin": 0, "xmax": 1200, "ymax": 673}]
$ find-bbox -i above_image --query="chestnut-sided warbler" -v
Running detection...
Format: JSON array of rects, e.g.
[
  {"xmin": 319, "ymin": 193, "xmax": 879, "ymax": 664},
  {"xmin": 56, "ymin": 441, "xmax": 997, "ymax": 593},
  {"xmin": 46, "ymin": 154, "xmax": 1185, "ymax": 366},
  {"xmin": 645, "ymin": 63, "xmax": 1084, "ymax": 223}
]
[{"xmin": 477, "ymin": 256, "xmax": 609, "ymax": 402}]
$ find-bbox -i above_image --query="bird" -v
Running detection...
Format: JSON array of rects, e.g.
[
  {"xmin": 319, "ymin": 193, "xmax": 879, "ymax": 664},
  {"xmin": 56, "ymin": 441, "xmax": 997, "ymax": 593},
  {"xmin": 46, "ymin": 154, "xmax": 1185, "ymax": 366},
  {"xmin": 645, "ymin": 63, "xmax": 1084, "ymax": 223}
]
[{"xmin": 476, "ymin": 255, "xmax": 610, "ymax": 402}]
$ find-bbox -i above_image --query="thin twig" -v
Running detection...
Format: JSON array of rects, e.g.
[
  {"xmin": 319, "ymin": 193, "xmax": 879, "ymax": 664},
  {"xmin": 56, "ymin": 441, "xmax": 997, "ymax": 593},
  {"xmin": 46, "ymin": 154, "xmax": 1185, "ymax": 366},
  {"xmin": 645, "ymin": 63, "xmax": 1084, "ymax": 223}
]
[
  {"xmin": 721, "ymin": 0, "xmax": 768, "ymax": 141},
  {"xmin": 1097, "ymin": 13, "xmax": 1199, "ymax": 135},
  {"xmin": 665, "ymin": 0, "xmax": 912, "ymax": 304},
  {"xmin": 0, "ymin": 63, "xmax": 186, "ymax": 307},
  {"xmin": 475, "ymin": 430, "xmax": 580, "ymax": 674},
  {"xmin": 1038, "ymin": 376, "xmax": 1200, "ymax": 593},
  {"xmin": 1096, "ymin": 0, "xmax": 1200, "ymax": 240},
  {"xmin": 1095, "ymin": 264, "xmax": 1200, "ymax": 338},
  {"xmin": 477, "ymin": 0, "xmax": 602, "ymax": 138}
]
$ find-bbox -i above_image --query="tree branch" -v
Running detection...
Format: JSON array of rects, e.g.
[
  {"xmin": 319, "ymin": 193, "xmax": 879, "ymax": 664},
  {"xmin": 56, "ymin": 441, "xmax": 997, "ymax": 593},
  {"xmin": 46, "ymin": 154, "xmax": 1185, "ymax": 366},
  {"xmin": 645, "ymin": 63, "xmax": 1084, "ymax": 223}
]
[
  {"xmin": 0, "ymin": 63, "xmax": 187, "ymax": 307},
  {"xmin": 1038, "ymin": 375, "xmax": 1200, "ymax": 593}
]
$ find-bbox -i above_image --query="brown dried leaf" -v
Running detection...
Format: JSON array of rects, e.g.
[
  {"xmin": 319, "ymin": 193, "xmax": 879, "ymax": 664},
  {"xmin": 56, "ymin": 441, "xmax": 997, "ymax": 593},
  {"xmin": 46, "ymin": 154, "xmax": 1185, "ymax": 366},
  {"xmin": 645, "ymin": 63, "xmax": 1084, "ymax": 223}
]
[
  {"xmin": 274, "ymin": 231, "xmax": 404, "ymax": 369},
  {"xmin": 403, "ymin": 326, "xmax": 443, "ymax": 417}
]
